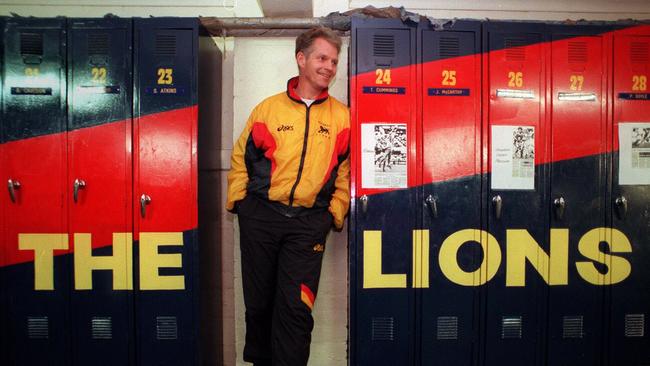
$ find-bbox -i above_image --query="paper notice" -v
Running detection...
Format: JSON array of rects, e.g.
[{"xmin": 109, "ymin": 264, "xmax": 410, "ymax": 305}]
[
  {"xmin": 491, "ymin": 125, "xmax": 535, "ymax": 190},
  {"xmin": 619, "ymin": 122, "xmax": 650, "ymax": 185},
  {"xmin": 361, "ymin": 123, "xmax": 408, "ymax": 189}
]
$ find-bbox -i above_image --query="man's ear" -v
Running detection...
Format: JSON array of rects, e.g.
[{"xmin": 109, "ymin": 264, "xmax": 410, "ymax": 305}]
[{"xmin": 296, "ymin": 51, "xmax": 306, "ymax": 69}]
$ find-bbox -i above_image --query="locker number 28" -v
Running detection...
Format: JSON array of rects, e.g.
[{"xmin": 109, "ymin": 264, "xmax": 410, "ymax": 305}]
[
  {"xmin": 632, "ymin": 75, "xmax": 647, "ymax": 91},
  {"xmin": 375, "ymin": 68, "xmax": 391, "ymax": 85},
  {"xmin": 157, "ymin": 68, "xmax": 174, "ymax": 85}
]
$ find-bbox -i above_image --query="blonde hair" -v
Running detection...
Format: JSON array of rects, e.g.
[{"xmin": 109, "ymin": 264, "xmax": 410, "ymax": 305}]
[{"xmin": 295, "ymin": 27, "xmax": 341, "ymax": 56}]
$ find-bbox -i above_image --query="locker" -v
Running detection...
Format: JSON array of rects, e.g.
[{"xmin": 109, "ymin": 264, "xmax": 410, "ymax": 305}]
[
  {"xmin": 483, "ymin": 21, "xmax": 549, "ymax": 366},
  {"xmin": 1, "ymin": 17, "xmax": 69, "ymax": 366},
  {"xmin": 610, "ymin": 25, "xmax": 650, "ymax": 366},
  {"xmin": 133, "ymin": 18, "xmax": 199, "ymax": 366},
  {"xmin": 418, "ymin": 19, "xmax": 482, "ymax": 366},
  {"xmin": 547, "ymin": 24, "xmax": 611, "ymax": 366},
  {"xmin": 0, "ymin": 15, "xmax": 5, "ymax": 366},
  {"xmin": 67, "ymin": 18, "xmax": 133, "ymax": 366},
  {"xmin": 350, "ymin": 17, "xmax": 417, "ymax": 366}
]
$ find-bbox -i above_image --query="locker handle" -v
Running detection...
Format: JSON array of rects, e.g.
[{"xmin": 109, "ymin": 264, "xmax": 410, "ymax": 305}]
[
  {"xmin": 73, "ymin": 179, "xmax": 86, "ymax": 203},
  {"xmin": 425, "ymin": 194, "xmax": 438, "ymax": 219},
  {"xmin": 553, "ymin": 197, "xmax": 566, "ymax": 220},
  {"xmin": 7, "ymin": 179, "xmax": 20, "ymax": 203},
  {"xmin": 615, "ymin": 196, "xmax": 628, "ymax": 220},
  {"xmin": 492, "ymin": 195, "xmax": 502, "ymax": 220},
  {"xmin": 360, "ymin": 195, "xmax": 368, "ymax": 215},
  {"xmin": 140, "ymin": 194, "xmax": 152, "ymax": 218}
]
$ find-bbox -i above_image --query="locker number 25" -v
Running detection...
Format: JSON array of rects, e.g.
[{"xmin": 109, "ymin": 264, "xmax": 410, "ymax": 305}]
[
  {"xmin": 157, "ymin": 68, "xmax": 174, "ymax": 85},
  {"xmin": 632, "ymin": 75, "xmax": 647, "ymax": 91},
  {"xmin": 442, "ymin": 70, "xmax": 457, "ymax": 86},
  {"xmin": 375, "ymin": 68, "xmax": 391, "ymax": 85}
]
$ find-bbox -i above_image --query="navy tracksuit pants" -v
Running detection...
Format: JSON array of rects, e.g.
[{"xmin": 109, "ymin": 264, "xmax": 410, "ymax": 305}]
[{"xmin": 237, "ymin": 195, "xmax": 332, "ymax": 366}]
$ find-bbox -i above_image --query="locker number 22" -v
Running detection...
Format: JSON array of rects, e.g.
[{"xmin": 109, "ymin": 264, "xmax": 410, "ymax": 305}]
[
  {"xmin": 24, "ymin": 67, "xmax": 39, "ymax": 77},
  {"xmin": 375, "ymin": 68, "xmax": 391, "ymax": 85},
  {"xmin": 508, "ymin": 71, "xmax": 524, "ymax": 88},
  {"xmin": 91, "ymin": 67, "xmax": 107, "ymax": 83},
  {"xmin": 632, "ymin": 75, "xmax": 647, "ymax": 91},
  {"xmin": 442, "ymin": 70, "xmax": 457, "ymax": 86},
  {"xmin": 157, "ymin": 68, "xmax": 174, "ymax": 85}
]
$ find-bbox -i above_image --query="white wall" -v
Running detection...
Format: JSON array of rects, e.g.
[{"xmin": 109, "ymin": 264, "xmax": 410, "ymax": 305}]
[
  {"xmin": 0, "ymin": 0, "xmax": 262, "ymax": 17},
  {"xmin": 314, "ymin": 0, "xmax": 650, "ymax": 20}
]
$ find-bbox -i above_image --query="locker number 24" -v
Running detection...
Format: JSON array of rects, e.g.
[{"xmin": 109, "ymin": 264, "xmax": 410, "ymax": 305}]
[
  {"xmin": 157, "ymin": 68, "xmax": 174, "ymax": 85},
  {"xmin": 375, "ymin": 68, "xmax": 391, "ymax": 85}
]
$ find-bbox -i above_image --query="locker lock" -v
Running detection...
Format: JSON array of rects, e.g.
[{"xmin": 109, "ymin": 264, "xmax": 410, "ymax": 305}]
[
  {"xmin": 359, "ymin": 195, "xmax": 368, "ymax": 215},
  {"xmin": 553, "ymin": 196, "xmax": 566, "ymax": 221},
  {"xmin": 140, "ymin": 194, "xmax": 152, "ymax": 218},
  {"xmin": 7, "ymin": 179, "xmax": 21, "ymax": 203},
  {"xmin": 425, "ymin": 194, "xmax": 438, "ymax": 219},
  {"xmin": 492, "ymin": 195, "xmax": 503, "ymax": 220},
  {"xmin": 73, "ymin": 179, "xmax": 86, "ymax": 203},
  {"xmin": 615, "ymin": 196, "xmax": 628, "ymax": 220}
]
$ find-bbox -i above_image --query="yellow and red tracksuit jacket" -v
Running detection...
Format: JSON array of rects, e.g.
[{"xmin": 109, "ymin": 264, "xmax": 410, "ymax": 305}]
[{"xmin": 226, "ymin": 77, "xmax": 350, "ymax": 229}]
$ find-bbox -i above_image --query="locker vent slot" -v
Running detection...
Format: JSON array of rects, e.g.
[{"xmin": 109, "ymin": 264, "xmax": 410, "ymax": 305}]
[
  {"xmin": 371, "ymin": 317, "xmax": 395, "ymax": 341},
  {"xmin": 155, "ymin": 34, "xmax": 177, "ymax": 57},
  {"xmin": 20, "ymin": 32, "xmax": 43, "ymax": 56},
  {"xmin": 156, "ymin": 316, "xmax": 178, "ymax": 340},
  {"xmin": 88, "ymin": 33, "xmax": 110, "ymax": 55},
  {"xmin": 568, "ymin": 41, "xmax": 588, "ymax": 63},
  {"xmin": 630, "ymin": 42, "xmax": 649, "ymax": 64},
  {"xmin": 505, "ymin": 38, "xmax": 526, "ymax": 61},
  {"xmin": 562, "ymin": 316, "xmax": 584, "ymax": 338},
  {"xmin": 501, "ymin": 316, "xmax": 522, "ymax": 339},
  {"xmin": 91, "ymin": 317, "xmax": 113, "ymax": 339},
  {"xmin": 436, "ymin": 316, "xmax": 458, "ymax": 340},
  {"xmin": 625, "ymin": 314, "xmax": 645, "ymax": 337},
  {"xmin": 27, "ymin": 316, "xmax": 49, "ymax": 339},
  {"xmin": 439, "ymin": 37, "xmax": 460, "ymax": 58},
  {"xmin": 373, "ymin": 35, "xmax": 395, "ymax": 58}
]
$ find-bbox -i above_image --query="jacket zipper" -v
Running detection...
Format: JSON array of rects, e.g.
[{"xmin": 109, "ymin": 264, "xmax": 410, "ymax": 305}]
[{"xmin": 288, "ymin": 104, "xmax": 311, "ymax": 207}]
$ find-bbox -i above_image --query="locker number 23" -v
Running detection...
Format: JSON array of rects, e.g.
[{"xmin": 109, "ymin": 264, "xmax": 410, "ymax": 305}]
[
  {"xmin": 375, "ymin": 68, "xmax": 391, "ymax": 85},
  {"xmin": 508, "ymin": 71, "xmax": 524, "ymax": 88},
  {"xmin": 632, "ymin": 75, "xmax": 647, "ymax": 91},
  {"xmin": 157, "ymin": 68, "xmax": 174, "ymax": 85}
]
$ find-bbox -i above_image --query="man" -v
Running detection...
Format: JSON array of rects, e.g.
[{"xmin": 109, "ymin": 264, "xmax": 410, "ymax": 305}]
[{"xmin": 226, "ymin": 27, "xmax": 350, "ymax": 366}]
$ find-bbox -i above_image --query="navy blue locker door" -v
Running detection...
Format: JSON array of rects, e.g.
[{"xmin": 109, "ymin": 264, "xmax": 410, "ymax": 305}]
[
  {"xmin": 483, "ymin": 22, "xmax": 548, "ymax": 366},
  {"xmin": 0, "ymin": 15, "xmax": 6, "ymax": 366},
  {"xmin": 418, "ymin": 20, "xmax": 482, "ymax": 366},
  {"xmin": 2, "ymin": 17, "xmax": 70, "ymax": 366},
  {"xmin": 67, "ymin": 18, "xmax": 133, "ymax": 366},
  {"xmin": 610, "ymin": 30, "xmax": 650, "ymax": 366},
  {"xmin": 350, "ymin": 18, "xmax": 417, "ymax": 366},
  {"xmin": 134, "ymin": 18, "xmax": 199, "ymax": 366},
  {"xmin": 547, "ymin": 26, "xmax": 610, "ymax": 366}
]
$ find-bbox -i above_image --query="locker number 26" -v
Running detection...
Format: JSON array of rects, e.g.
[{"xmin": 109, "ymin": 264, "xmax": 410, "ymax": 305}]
[
  {"xmin": 508, "ymin": 71, "xmax": 524, "ymax": 88},
  {"xmin": 375, "ymin": 68, "xmax": 391, "ymax": 85},
  {"xmin": 632, "ymin": 75, "xmax": 647, "ymax": 91},
  {"xmin": 157, "ymin": 68, "xmax": 174, "ymax": 85}
]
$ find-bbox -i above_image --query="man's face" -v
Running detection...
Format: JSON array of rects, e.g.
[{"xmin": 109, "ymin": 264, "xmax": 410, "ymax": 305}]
[{"xmin": 297, "ymin": 37, "xmax": 339, "ymax": 92}]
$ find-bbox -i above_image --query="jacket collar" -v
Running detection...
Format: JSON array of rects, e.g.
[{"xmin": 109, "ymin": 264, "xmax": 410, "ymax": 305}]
[{"xmin": 286, "ymin": 76, "xmax": 329, "ymax": 106}]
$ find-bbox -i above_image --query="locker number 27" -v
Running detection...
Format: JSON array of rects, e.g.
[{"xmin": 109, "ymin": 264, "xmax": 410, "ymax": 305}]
[
  {"xmin": 375, "ymin": 68, "xmax": 391, "ymax": 85},
  {"xmin": 157, "ymin": 68, "xmax": 174, "ymax": 85}
]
